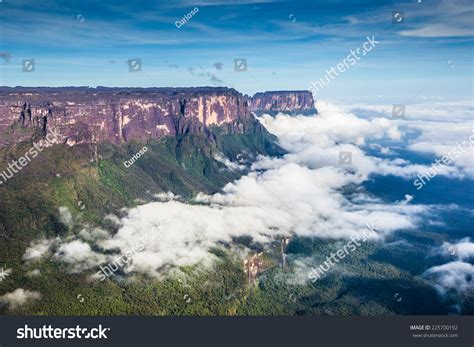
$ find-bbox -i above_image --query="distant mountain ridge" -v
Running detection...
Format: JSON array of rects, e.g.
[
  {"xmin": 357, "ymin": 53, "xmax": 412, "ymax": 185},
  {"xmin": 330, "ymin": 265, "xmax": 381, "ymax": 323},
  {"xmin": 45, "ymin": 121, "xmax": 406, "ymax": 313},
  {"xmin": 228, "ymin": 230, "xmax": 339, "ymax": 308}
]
[
  {"xmin": 251, "ymin": 90, "xmax": 317, "ymax": 116},
  {"xmin": 0, "ymin": 87, "xmax": 316, "ymax": 147}
]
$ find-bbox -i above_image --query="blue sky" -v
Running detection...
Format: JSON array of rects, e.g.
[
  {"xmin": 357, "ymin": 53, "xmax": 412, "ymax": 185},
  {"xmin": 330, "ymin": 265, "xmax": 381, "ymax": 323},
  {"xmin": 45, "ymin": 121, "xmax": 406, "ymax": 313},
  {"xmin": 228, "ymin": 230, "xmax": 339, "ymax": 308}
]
[{"xmin": 0, "ymin": 0, "xmax": 472, "ymax": 101}]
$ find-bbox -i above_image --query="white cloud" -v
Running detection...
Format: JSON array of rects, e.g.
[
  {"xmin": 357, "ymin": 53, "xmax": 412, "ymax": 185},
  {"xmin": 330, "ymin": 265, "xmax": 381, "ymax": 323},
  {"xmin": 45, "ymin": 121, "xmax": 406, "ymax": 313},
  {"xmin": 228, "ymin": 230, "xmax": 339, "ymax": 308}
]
[
  {"xmin": 23, "ymin": 239, "xmax": 55, "ymax": 262},
  {"xmin": 59, "ymin": 206, "xmax": 73, "ymax": 226},
  {"xmin": 78, "ymin": 227, "xmax": 109, "ymax": 242},
  {"xmin": 261, "ymin": 102, "xmax": 403, "ymax": 150},
  {"xmin": 26, "ymin": 269, "xmax": 41, "ymax": 277},
  {"xmin": 425, "ymin": 238, "xmax": 474, "ymax": 300},
  {"xmin": 341, "ymin": 100, "xmax": 474, "ymax": 176},
  {"xmin": 399, "ymin": 194, "xmax": 414, "ymax": 205},
  {"xmin": 255, "ymin": 101, "xmax": 459, "ymax": 180},
  {"xmin": 154, "ymin": 192, "xmax": 181, "ymax": 201},
  {"xmin": 423, "ymin": 261, "xmax": 474, "ymax": 295},
  {"xmin": 396, "ymin": 0, "xmax": 474, "ymax": 38},
  {"xmin": 101, "ymin": 189, "xmax": 398, "ymax": 277},
  {"xmin": 0, "ymin": 289, "xmax": 41, "ymax": 309},
  {"xmin": 104, "ymin": 214, "xmax": 122, "ymax": 225},
  {"xmin": 213, "ymin": 152, "xmax": 245, "ymax": 171},
  {"xmin": 54, "ymin": 239, "xmax": 106, "ymax": 272},
  {"xmin": 398, "ymin": 24, "xmax": 474, "ymax": 38},
  {"xmin": 440, "ymin": 238, "xmax": 474, "ymax": 261}
]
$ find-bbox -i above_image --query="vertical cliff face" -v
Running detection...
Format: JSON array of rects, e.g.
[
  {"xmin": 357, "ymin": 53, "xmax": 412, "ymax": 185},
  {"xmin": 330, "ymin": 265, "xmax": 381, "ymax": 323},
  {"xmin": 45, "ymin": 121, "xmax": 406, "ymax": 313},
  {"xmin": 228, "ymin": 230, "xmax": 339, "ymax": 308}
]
[
  {"xmin": 250, "ymin": 90, "xmax": 317, "ymax": 116},
  {"xmin": 0, "ymin": 87, "xmax": 252, "ymax": 146},
  {"xmin": 0, "ymin": 87, "xmax": 316, "ymax": 148}
]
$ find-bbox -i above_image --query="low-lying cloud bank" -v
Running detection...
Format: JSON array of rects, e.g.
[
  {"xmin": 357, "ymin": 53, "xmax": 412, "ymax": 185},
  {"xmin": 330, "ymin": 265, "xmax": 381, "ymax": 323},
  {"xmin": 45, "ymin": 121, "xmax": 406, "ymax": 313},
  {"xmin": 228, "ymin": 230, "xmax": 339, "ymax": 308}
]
[
  {"xmin": 342, "ymin": 99, "xmax": 474, "ymax": 176},
  {"xmin": 23, "ymin": 100, "xmax": 471, "ymax": 281}
]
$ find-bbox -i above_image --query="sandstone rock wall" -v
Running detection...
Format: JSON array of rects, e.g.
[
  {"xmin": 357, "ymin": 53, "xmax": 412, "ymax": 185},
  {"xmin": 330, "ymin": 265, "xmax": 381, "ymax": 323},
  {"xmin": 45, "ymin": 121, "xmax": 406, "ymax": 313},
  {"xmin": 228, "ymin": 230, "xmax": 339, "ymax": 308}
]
[
  {"xmin": 0, "ymin": 87, "xmax": 317, "ymax": 147},
  {"xmin": 250, "ymin": 90, "xmax": 316, "ymax": 116},
  {"xmin": 0, "ymin": 87, "xmax": 252, "ymax": 146}
]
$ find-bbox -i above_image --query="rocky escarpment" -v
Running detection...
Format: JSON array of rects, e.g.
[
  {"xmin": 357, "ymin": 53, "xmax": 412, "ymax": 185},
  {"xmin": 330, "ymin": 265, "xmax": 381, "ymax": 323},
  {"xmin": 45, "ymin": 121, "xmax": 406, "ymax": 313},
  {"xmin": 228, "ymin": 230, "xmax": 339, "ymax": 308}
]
[
  {"xmin": 250, "ymin": 90, "xmax": 317, "ymax": 116},
  {"xmin": 0, "ymin": 87, "xmax": 317, "ymax": 147},
  {"xmin": 0, "ymin": 87, "xmax": 253, "ymax": 147}
]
